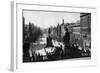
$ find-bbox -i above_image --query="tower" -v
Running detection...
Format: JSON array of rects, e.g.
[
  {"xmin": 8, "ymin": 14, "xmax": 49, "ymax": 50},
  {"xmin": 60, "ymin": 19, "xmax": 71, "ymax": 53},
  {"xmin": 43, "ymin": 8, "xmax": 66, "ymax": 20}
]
[{"xmin": 62, "ymin": 19, "xmax": 64, "ymax": 24}]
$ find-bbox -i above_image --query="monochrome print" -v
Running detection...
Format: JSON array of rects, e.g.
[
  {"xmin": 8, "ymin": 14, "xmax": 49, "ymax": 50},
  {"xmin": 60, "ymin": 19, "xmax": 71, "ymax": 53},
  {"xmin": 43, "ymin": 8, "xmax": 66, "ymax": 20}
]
[{"xmin": 22, "ymin": 10, "xmax": 91, "ymax": 62}]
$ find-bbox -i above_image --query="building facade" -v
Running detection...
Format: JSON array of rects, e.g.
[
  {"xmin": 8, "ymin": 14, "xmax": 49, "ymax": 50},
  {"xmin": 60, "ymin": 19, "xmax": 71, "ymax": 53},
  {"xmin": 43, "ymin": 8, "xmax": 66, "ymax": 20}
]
[{"xmin": 80, "ymin": 13, "xmax": 91, "ymax": 35}]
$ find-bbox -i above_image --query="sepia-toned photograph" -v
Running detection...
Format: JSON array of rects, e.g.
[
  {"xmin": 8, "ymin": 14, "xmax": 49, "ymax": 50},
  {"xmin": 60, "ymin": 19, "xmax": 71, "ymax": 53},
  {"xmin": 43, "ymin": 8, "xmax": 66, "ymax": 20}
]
[{"xmin": 22, "ymin": 10, "xmax": 91, "ymax": 62}]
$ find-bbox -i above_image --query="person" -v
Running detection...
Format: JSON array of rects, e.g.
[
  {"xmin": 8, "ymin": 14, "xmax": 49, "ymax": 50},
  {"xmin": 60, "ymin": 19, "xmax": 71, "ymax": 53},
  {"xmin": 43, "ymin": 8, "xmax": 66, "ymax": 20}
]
[
  {"xmin": 63, "ymin": 27, "xmax": 70, "ymax": 57},
  {"xmin": 63, "ymin": 28, "xmax": 70, "ymax": 46},
  {"xmin": 46, "ymin": 28, "xmax": 53, "ymax": 47},
  {"xmin": 83, "ymin": 34, "xmax": 91, "ymax": 56}
]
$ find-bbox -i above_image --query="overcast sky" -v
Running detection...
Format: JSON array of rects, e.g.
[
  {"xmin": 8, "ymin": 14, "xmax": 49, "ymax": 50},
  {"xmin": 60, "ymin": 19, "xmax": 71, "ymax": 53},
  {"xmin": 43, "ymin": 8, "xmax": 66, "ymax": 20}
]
[{"xmin": 23, "ymin": 10, "xmax": 80, "ymax": 29}]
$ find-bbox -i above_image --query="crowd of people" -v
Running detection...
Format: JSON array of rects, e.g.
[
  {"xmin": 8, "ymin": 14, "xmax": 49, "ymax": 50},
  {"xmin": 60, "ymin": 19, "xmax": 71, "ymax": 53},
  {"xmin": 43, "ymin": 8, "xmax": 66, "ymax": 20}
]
[{"xmin": 23, "ymin": 26, "xmax": 91, "ymax": 62}]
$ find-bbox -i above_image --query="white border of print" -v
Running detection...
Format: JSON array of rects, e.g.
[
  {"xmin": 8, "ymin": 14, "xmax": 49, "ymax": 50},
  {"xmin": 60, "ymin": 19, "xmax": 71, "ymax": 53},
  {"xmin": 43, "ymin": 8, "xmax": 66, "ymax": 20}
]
[{"xmin": 11, "ymin": 1, "xmax": 97, "ymax": 72}]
